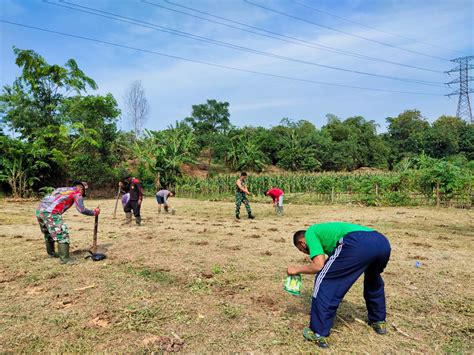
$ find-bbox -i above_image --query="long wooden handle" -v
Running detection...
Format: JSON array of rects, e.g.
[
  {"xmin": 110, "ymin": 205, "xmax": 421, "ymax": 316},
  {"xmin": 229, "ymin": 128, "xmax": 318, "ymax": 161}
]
[
  {"xmin": 92, "ymin": 214, "xmax": 99, "ymax": 253},
  {"xmin": 113, "ymin": 187, "xmax": 121, "ymax": 218}
]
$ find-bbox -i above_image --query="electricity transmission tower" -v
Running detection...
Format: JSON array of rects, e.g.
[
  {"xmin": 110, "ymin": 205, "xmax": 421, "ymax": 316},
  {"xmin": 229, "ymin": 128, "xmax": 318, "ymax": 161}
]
[{"xmin": 446, "ymin": 56, "xmax": 474, "ymax": 123}]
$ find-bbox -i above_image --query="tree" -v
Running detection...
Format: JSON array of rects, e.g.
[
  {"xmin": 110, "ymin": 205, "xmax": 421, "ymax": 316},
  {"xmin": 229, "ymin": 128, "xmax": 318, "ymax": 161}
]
[
  {"xmin": 186, "ymin": 99, "xmax": 231, "ymax": 171},
  {"xmin": 133, "ymin": 122, "xmax": 198, "ymax": 188},
  {"xmin": 385, "ymin": 110, "xmax": 430, "ymax": 165},
  {"xmin": 124, "ymin": 80, "xmax": 150, "ymax": 139},
  {"xmin": 0, "ymin": 47, "xmax": 97, "ymax": 140},
  {"xmin": 225, "ymin": 128, "xmax": 268, "ymax": 172},
  {"xmin": 459, "ymin": 123, "xmax": 474, "ymax": 160},
  {"xmin": 0, "ymin": 136, "xmax": 50, "ymax": 197},
  {"xmin": 277, "ymin": 122, "xmax": 320, "ymax": 171},
  {"xmin": 426, "ymin": 115, "xmax": 466, "ymax": 158},
  {"xmin": 0, "ymin": 47, "xmax": 110, "ymax": 188}
]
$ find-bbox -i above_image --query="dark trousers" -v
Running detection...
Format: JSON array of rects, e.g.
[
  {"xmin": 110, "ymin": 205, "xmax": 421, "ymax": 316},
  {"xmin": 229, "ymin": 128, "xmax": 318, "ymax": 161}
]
[
  {"xmin": 310, "ymin": 231, "xmax": 391, "ymax": 337},
  {"xmin": 124, "ymin": 200, "xmax": 141, "ymax": 217}
]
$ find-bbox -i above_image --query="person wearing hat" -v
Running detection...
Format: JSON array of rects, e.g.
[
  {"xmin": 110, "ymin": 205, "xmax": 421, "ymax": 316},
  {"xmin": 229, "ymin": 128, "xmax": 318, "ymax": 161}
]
[
  {"xmin": 36, "ymin": 181, "xmax": 100, "ymax": 264},
  {"xmin": 119, "ymin": 175, "xmax": 143, "ymax": 225}
]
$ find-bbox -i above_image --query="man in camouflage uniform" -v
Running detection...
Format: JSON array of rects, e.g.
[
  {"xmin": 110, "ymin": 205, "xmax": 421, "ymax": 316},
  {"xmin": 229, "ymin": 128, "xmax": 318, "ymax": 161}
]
[
  {"xmin": 36, "ymin": 181, "xmax": 100, "ymax": 264},
  {"xmin": 235, "ymin": 172, "xmax": 255, "ymax": 220}
]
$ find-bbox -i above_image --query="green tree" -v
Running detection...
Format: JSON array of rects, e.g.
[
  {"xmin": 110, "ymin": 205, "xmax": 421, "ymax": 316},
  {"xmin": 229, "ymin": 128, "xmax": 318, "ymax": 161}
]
[
  {"xmin": 225, "ymin": 128, "xmax": 268, "ymax": 172},
  {"xmin": 385, "ymin": 110, "xmax": 430, "ymax": 165},
  {"xmin": 459, "ymin": 123, "xmax": 474, "ymax": 160},
  {"xmin": 61, "ymin": 94, "xmax": 121, "ymax": 187},
  {"xmin": 0, "ymin": 136, "xmax": 50, "ymax": 197},
  {"xmin": 268, "ymin": 119, "xmax": 321, "ymax": 171},
  {"xmin": 426, "ymin": 115, "xmax": 466, "ymax": 158},
  {"xmin": 0, "ymin": 47, "xmax": 105, "ymax": 188},
  {"xmin": 321, "ymin": 115, "xmax": 388, "ymax": 170},
  {"xmin": 133, "ymin": 123, "xmax": 198, "ymax": 188},
  {"xmin": 0, "ymin": 47, "xmax": 121, "ymax": 190},
  {"xmin": 185, "ymin": 99, "xmax": 231, "ymax": 170},
  {"xmin": 0, "ymin": 47, "xmax": 97, "ymax": 140}
]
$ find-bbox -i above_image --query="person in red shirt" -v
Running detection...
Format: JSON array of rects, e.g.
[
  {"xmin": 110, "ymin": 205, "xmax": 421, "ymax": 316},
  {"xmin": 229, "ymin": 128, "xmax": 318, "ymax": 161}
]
[{"xmin": 265, "ymin": 187, "xmax": 284, "ymax": 215}]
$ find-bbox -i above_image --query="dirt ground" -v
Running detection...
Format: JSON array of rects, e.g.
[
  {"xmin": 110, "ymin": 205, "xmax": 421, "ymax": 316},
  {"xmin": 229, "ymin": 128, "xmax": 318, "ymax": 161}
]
[{"xmin": 0, "ymin": 198, "xmax": 472, "ymax": 353}]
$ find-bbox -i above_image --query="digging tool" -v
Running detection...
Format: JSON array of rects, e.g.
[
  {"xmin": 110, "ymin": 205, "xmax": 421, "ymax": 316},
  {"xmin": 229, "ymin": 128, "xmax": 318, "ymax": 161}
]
[
  {"xmin": 91, "ymin": 213, "xmax": 99, "ymax": 254},
  {"xmin": 113, "ymin": 187, "xmax": 121, "ymax": 218},
  {"xmin": 87, "ymin": 212, "xmax": 106, "ymax": 261}
]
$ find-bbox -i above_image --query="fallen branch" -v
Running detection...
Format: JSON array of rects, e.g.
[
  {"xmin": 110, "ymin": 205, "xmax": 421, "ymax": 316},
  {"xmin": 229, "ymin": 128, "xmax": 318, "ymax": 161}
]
[
  {"xmin": 74, "ymin": 285, "xmax": 96, "ymax": 291},
  {"xmin": 391, "ymin": 322, "xmax": 420, "ymax": 341},
  {"xmin": 336, "ymin": 315, "xmax": 354, "ymax": 331},
  {"xmin": 354, "ymin": 317, "xmax": 370, "ymax": 327}
]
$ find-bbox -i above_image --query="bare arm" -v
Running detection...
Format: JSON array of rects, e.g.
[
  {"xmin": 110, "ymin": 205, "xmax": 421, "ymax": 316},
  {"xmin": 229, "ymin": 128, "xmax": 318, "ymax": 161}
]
[
  {"xmin": 287, "ymin": 254, "xmax": 326, "ymax": 275},
  {"xmin": 236, "ymin": 179, "xmax": 250, "ymax": 194}
]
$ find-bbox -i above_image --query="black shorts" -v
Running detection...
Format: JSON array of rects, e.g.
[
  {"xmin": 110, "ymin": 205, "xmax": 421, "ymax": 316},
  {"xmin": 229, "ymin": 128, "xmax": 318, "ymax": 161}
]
[{"xmin": 156, "ymin": 195, "xmax": 166, "ymax": 204}]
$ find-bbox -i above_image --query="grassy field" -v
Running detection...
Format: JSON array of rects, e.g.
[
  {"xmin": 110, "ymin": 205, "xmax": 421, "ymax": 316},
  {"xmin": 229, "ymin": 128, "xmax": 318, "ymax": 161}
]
[{"xmin": 0, "ymin": 198, "xmax": 472, "ymax": 353}]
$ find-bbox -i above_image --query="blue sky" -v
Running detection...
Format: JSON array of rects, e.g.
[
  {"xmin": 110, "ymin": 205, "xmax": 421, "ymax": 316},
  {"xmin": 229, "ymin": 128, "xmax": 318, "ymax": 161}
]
[{"xmin": 1, "ymin": 0, "xmax": 472, "ymax": 132}]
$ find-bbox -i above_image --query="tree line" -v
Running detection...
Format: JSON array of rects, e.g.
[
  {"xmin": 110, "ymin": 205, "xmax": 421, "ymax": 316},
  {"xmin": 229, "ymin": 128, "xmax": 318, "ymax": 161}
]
[{"xmin": 0, "ymin": 48, "xmax": 472, "ymax": 197}]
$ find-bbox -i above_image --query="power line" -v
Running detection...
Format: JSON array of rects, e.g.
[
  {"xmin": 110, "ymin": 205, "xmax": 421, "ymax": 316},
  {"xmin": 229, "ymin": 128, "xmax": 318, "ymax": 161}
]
[
  {"xmin": 0, "ymin": 19, "xmax": 443, "ymax": 96},
  {"xmin": 44, "ymin": 0, "xmax": 444, "ymax": 87},
  {"xmin": 291, "ymin": 0, "xmax": 468, "ymax": 55},
  {"xmin": 141, "ymin": 0, "xmax": 443, "ymax": 74},
  {"xmin": 244, "ymin": 0, "xmax": 451, "ymax": 62}
]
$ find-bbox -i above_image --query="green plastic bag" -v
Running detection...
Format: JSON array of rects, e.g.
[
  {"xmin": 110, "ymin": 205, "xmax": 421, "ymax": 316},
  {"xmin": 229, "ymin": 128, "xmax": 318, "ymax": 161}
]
[{"xmin": 283, "ymin": 275, "xmax": 302, "ymax": 296}]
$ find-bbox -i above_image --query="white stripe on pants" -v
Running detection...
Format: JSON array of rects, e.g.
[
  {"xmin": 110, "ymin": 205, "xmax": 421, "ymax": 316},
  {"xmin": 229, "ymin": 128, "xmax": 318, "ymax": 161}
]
[{"xmin": 313, "ymin": 239, "xmax": 344, "ymax": 299}]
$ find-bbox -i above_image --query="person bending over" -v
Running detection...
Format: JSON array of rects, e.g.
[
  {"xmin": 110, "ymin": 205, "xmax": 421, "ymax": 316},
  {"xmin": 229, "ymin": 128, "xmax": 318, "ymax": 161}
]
[
  {"xmin": 36, "ymin": 181, "xmax": 100, "ymax": 264},
  {"xmin": 156, "ymin": 188, "xmax": 175, "ymax": 214},
  {"xmin": 287, "ymin": 222, "xmax": 391, "ymax": 348}
]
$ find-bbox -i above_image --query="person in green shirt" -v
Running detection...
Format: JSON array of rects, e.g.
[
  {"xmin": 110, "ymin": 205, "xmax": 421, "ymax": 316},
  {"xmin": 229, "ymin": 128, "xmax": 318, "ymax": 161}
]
[{"xmin": 287, "ymin": 222, "xmax": 391, "ymax": 348}]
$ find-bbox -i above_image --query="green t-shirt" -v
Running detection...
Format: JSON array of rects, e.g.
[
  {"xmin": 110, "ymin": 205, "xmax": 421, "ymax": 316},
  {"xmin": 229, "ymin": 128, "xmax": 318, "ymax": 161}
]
[{"xmin": 305, "ymin": 222, "xmax": 374, "ymax": 259}]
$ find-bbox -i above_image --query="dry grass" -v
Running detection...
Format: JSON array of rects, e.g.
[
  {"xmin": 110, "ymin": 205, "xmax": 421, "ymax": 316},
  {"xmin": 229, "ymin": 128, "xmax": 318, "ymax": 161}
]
[{"xmin": 0, "ymin": 198, "xmax": 472, "ymax": 353}]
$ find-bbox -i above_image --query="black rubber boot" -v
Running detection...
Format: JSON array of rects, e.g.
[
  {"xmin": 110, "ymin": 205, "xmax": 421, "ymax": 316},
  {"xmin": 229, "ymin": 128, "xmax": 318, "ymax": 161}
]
[
  {"xmin": 135, "ymin": 216, "xmax": 141, "ymax": 226},
  {"xmin": 235, "ymin": 215, "xmax": 240, "ymax": 220},
  {"xmin": 58, "ymin": 243, "xmax": 77, "ymax": 265},
  {"xmin": 45, "ymin": 238, "xmax": 58, "ymax": 258},
  {"xmin": 248, "ymin": 214, "xmax": 255, "ymax": 219}
]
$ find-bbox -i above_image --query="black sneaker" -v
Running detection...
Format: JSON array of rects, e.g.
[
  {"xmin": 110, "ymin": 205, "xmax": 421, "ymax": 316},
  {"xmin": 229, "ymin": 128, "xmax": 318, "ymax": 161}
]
[
  {"xmin": 369, "ymin": 321, "xmax": 388, "ymax": 335},
  {"xmin": 303, "ymin": 327, "xmax": 329, "ymax": 348}
]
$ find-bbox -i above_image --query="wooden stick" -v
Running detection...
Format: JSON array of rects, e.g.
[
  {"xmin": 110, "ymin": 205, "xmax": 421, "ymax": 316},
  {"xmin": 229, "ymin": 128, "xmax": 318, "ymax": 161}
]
[
  {"xmin": 391, "ymin": 322, "xmax": 420, "ymax": 340},
  {"xmin": 113, "ymin": 187, "xmax": 121, "ymax": 218},
  {"xmin": 74, "ymin": 285, "xmax": 96, "ymax": 291},
  {"xmin": 91, "ymin": 214, "xmax": 99, "ymax": 254},
  {"xmin": 336, "ymin": 314, "xmax": 354, "ymax": 331},
  {"xmin": 354, "ymin": 317, "xmax": 371, "ymax": 327}
]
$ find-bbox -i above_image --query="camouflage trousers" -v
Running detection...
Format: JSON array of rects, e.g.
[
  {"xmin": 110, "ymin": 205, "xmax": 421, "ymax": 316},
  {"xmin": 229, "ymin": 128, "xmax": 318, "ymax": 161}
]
[
  {"xmin": 36, "ymin": 210, "xmax": 70, "ymax": 244},
  {"xmin": 235, "ymin": 192, "xmax": 252, "ymax": 217}
]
